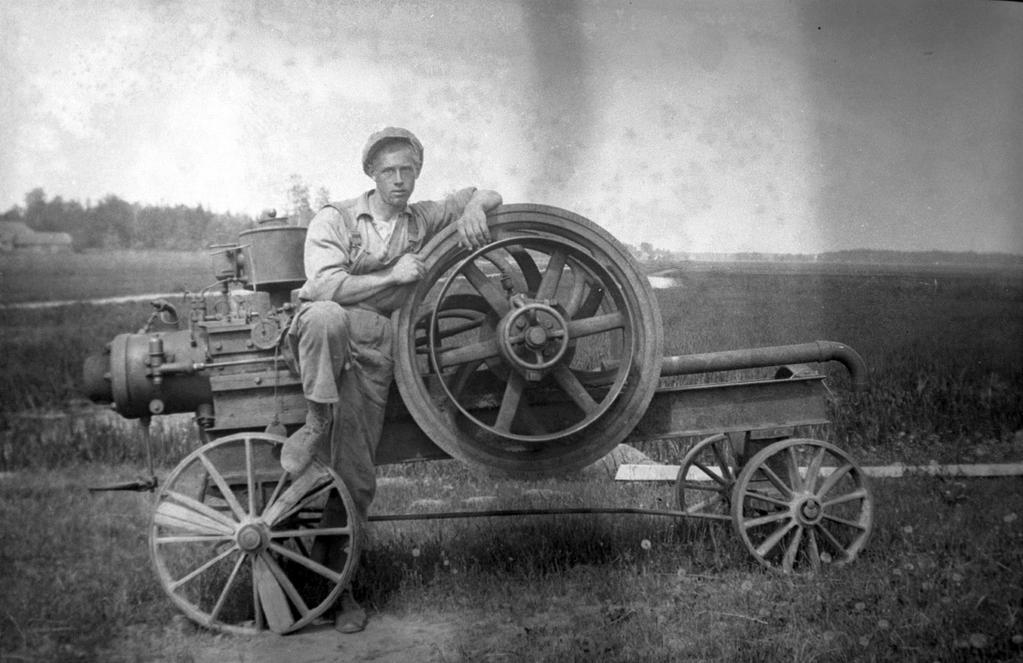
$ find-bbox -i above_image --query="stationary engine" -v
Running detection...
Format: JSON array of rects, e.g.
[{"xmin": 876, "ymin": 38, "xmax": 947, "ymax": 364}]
[{"xmin": 82, "ymin": 212, "xmax": 308, "ymax": 435}]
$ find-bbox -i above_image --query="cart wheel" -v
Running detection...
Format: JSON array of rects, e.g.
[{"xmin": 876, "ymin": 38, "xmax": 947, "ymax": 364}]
[
  {"xmin": 150, "ymin": 432, "xmax": 360, "ymax": 634},
  {"xmin": 675, "ymin": 433, "xmax": 738, "ymax": 521},
  {"xmin": 731, "ymin": 438, "xmax": 873, "ymax": 574}
]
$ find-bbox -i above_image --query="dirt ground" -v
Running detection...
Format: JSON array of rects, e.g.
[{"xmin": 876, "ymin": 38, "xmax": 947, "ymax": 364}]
[{"xmin": 195, "ymin": 616, "xmax": 458, "ymax": 663}]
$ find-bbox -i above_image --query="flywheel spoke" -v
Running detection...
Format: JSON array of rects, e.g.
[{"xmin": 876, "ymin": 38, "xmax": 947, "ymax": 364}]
[
  {"xmin": 461, "ymin": 262, "xmax": 511, "ymax": 317},
  {"xmin": 535, "ymin": 249, "xmax": 567, "ymax": 301},
  {"xmin": 566, "ymin": 311, "xmax": 625, "ymax": 338},
  {"xmin": 552, "ymin": 363, "xmax": 599, "ymax": 414},
  {"xmin": 437, "ymin": 338, "xmax": 501, "ymax": 368},
  {"xmin": 495, "ymin": 372, "xmax": 526, "ymax": 433}
]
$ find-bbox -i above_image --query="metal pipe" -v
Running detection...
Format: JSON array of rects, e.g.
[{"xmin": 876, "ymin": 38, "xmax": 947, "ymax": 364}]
[{"xmin": 659, "ymin": 340, "xmax": 869, "ymax": 391}]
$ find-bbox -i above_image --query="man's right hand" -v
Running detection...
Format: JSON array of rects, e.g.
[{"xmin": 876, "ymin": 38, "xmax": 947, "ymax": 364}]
[{"xmin": 389, "ymin": 253, "xmax": 426, "ymax": 284}]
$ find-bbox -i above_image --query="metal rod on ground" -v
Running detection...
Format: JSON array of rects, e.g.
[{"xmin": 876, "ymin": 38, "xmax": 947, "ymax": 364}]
[{"xmin": 368, "ymin": 506, "xmax": 691, "ymax": 522}]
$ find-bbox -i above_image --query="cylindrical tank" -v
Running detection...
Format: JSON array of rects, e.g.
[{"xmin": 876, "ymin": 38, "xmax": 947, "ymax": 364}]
[
  {"xmin": 84, "ymin": 330, "xmax": 212, "ymax": 419},
  {"xmin": 239, "ymin": 216, "xmax": 306, "ymax": 293}
]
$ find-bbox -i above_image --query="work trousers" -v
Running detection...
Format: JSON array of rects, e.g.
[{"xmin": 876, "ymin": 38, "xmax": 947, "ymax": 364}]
[{"xmin": 286, "ymin": 300, "xmax": 394, "ymax": 526}]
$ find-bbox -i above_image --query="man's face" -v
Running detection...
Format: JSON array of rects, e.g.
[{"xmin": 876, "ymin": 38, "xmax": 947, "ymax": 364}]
[{"xmin": 370, "ymin": 144, "xmax": 418, "ymax": 207}]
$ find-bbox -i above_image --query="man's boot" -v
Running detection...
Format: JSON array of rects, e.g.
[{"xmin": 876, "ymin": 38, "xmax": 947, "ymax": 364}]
[{"xmin": 280, "ymin": 400, "xmax": 331, "ymax": 475}]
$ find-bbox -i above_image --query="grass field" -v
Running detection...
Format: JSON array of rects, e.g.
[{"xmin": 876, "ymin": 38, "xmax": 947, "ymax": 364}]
[{"xmin": 1, "ymin": 250, "xmax": 1022, "ymax": 661}]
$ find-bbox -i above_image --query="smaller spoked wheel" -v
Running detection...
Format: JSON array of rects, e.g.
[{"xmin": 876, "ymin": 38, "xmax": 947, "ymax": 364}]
[
  {"xmin": 675, "ymin": 433, "xmax": 739, "ymax": 521},
  {"xmin": 150, "ymin": 432, "xmax": 360, "ymax": 634},
  {"xmin": 731, "ymin": 438, "xmax": 873, "ymax": 574}
]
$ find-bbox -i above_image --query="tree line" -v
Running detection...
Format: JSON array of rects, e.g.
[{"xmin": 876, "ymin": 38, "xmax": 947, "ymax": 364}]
[{"xmin": 1, "ymin": 179, "xmax": 328, "ymax": 252}]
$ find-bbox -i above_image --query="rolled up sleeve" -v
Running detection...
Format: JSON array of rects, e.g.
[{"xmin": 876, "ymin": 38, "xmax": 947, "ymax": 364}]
[
  {"xmin": 416, "ymin": 187, "xmax": 478, "ymax": 236},
  {"xmin": 298, "ymin": 208, "xmax": 352, "ymax": 302}
]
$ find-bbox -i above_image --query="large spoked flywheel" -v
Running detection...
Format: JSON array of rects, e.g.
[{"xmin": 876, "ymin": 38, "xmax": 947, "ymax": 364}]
[{"xmin": 395, "ymin": 204, "xmax": 663, "ymax": 477}]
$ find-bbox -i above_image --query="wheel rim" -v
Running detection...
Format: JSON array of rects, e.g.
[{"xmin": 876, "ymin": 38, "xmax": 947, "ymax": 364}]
[
  {"xmin": 675, "ymin": 433, "xmax": 738, "ymax": 521},
  {"xmin": 730, "ymin": 438, "xmax": 873, "ymax": 574},
  {"xmin": 395, "ymin": 204, "xmax": 663, "ymax": 477},
  {"xmin": 149, "ymin": 432, "xmax": 360, "ymax": 634}
]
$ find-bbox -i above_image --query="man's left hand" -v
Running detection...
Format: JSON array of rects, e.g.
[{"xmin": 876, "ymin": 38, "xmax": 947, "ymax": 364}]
[{"xmin": 455, "ymin": 205, "xmax": 491, "ymax": 250}]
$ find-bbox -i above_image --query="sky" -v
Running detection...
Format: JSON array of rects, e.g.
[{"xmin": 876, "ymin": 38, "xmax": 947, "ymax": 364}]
[{"xmin": 1, "ymin": 0, "xmax": 1020, "ymax": 255}]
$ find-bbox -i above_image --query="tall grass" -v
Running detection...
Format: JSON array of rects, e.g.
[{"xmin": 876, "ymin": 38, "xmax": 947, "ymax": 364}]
[{"xmin": 2, "ymin": 465, "xmax": 1021, "ymax": 661}]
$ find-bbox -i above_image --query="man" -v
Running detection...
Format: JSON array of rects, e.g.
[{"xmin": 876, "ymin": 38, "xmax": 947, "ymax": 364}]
[{"xmin": 280, "ymin": 127, "xmax": 502, "ymax": 632}]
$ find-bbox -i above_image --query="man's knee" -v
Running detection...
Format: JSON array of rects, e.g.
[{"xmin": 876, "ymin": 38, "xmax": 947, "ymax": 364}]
[{"xmin": 300, "ymin": 300, "xmax": 349, "ymax": 335}]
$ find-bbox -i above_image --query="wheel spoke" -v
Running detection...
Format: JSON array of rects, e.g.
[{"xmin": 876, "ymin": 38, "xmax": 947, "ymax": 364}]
[
  {"xmin": 803, "ymin": 446, "xmax": 827, "ymax": 493},
  {"xmin": 822, "ymin": 512, "xmax": 868, "ymax": 531},
  {"xmin": 691, "ymin": 460, "xmax": 730, "ymax": 487},
  {"xmin": 742, "ymin": 488, "xmax": 793, "ymax": 508},
  {"xmin": 815, "ymin": 523, "xmax": 851, "ymax": 561},
  {"xmin": 816, "ymin": 463, "xmax": 854, "ymax": 498},
  {"xmin": 437, "ymin": 338, "xmax": 501, "ymax": 368},
  {"xmin": 261, "ymin": 552, "xmax": 311, "ymax": 619},
  {"xmin": 155, "ymin": 500, "xmax": 234, "ymax": 536},
  {"xmin": 267, "ymin": 482, "xmax": 334, "ymax": 529},
  {"xmin": 262, "ymin": 470, "xmax": 332, "ymax": 526},
  {"xmin": 155, "ymin": 534, "xmax": 234, "ymax": 545},
  {"xmin": 169, "ymin": 544, "xmax": 239, "ymax": 592},
  {"xmin": 552, "ymin": 364, "xmax": 599, "ymax": 414},
  {"xmin": 165, "ymin": 490, "xmax": 239, "ymax": 529},
  {"xmin": 253, "ymin": 555, "xmax": 294, "ymax": 633},
  {"xmin": 710, "ymin": 439, "xmax": 735, "ymax": 482},
  {"xmin": 535, "ymin": 249, "xmax": 567, "ymax": 301},
  {"xmin": 461, "ymin": 262, "xmax": 510, "ymax": 317},
  {"xmin": 755, "ymin": 519, "xmax": 798, "ymax": 558},
  {"xmin": 685, "ymin": 493, "xmax": 726, "ymax": 514},
  {"xmin": 566, "ymin": 311, "xmax": 625, "ymax": 339},
  {"xmin": 494, "ymin": 372, "xmax": 526, "ymax": 433},
  {"xmin": 245, "ymin": 438, "xmax": 257, "ymax": 517},
  {"xmin": 758, "ymin": 464, "xmax": 795, "ymax": 499},
  {"xmin": 823, "ymin": 488, "xmax": 868, "ymax": 508},
  {"xmin": 197, "ymin": 452, "xmax": 247, "ymax": 521},
  {"xmin": 785, "ymin": 447, "xmax": 803, "ymax": 492},
  {"xmin": 806, "ymin": 528, "xmax": 822, "ymax": 572},
  {"xmin": 782, "ymin": 524, "xmax": 805, "ymax": 572},
  {"xmin": 742, "ymin": 509, "xmax": 792, "ymax": 530},
  {"xmin": 208, "ymin": 552, "xmax": 246, "ymax": 625},
  {"xmin": 267, "ymin": 542, "xmax": 344, "ymax": 584},
  {"xmin": 270, "ymin": 526, "xmax": 352, "ymax": 539}
]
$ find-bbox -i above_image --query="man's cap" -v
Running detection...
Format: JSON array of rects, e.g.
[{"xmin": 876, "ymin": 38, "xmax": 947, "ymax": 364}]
[{"xmin": 362, "ymin": 127, "xmax": 424, "ymax": 175}]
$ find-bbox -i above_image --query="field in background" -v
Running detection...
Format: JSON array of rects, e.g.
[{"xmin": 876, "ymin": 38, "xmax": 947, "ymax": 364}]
[
  {"xmin": 0, "ymin": 250, "xmax": 209, "ymax": 304},
  {"xmin": 2, "ymin": 251, "xmax": 1020, "ymax": 467},
  {"xmin": 1, "ymin": 251, "xmax": 1022, "ymax": 660}
]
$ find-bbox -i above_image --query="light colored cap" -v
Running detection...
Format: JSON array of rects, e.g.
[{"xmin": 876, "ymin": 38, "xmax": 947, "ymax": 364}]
[{"xmin": 362, "ymin": 127, "xmax": 424, "ymax": 175}]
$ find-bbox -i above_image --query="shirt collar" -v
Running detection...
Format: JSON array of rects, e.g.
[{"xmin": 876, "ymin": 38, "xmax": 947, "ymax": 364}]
[{"xmin": 356, "ymin": 189, "xmax": 411, "ymax": 223}]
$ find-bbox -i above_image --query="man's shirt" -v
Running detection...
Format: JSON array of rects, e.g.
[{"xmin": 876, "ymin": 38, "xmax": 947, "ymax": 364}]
[{"xmin": 298, "ymin": 187, "xmax": 477, "ymax": 314}]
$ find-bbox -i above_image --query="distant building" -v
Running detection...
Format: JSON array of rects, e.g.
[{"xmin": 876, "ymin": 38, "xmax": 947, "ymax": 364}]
[{"xmin": 0, "ymin": 222, "xmax": 73, "ymax": 253}]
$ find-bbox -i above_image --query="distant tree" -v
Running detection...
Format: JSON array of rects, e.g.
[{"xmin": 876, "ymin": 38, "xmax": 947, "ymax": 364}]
[
  {"xmin": 287, "ymin": 175, "xmax": 314, "ymax": 226},
  {"xmin": 314, "ymin": 186, "xmax": 331, "ymax": 210}
]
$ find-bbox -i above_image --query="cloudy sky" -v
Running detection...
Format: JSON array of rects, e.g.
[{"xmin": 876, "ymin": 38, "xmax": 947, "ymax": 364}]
[{"xmin": 1, "ymin": 0, "xmax": 1020, "ymax": 254}]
